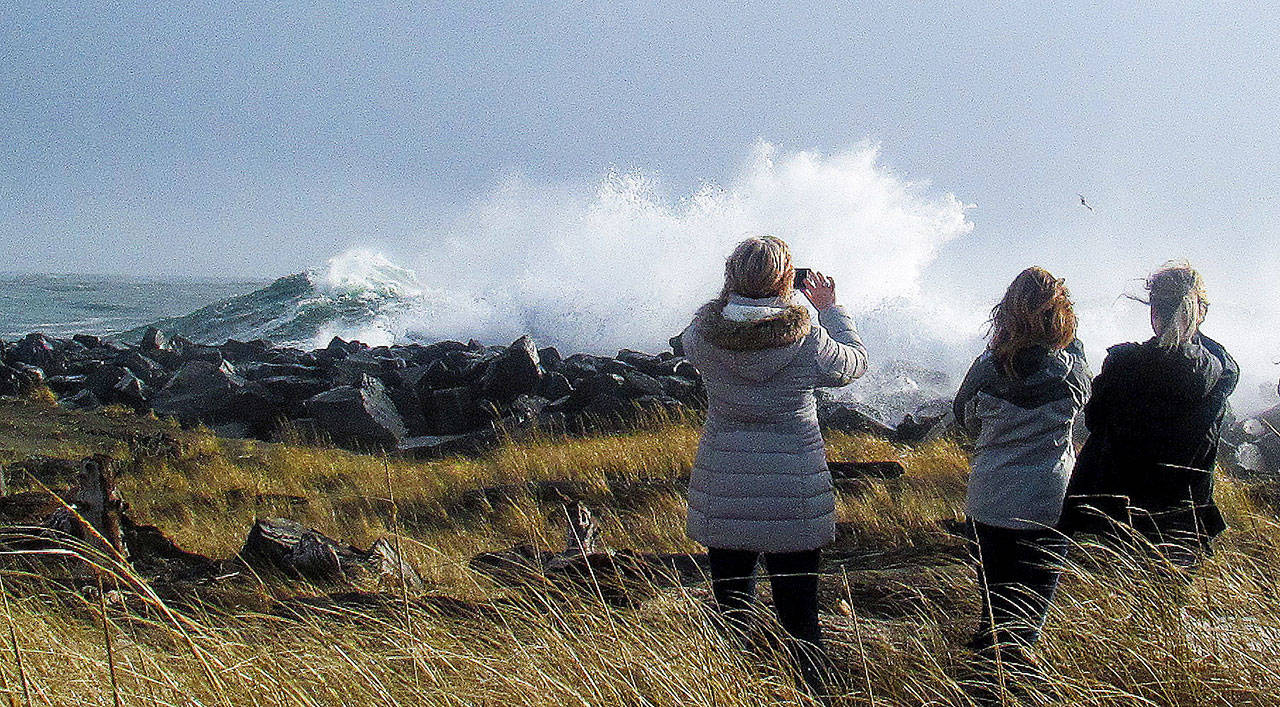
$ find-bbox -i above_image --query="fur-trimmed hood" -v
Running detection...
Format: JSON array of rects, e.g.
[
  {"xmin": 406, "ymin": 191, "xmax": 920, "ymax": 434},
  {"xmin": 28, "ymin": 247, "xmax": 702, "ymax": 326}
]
[
  {"xmin": 690, "ymin": 295, "xmax": 813, "ymax": 382},
  {"xmin": 695, "ymin": 296, "xmax": 812, "ymax": 352}
]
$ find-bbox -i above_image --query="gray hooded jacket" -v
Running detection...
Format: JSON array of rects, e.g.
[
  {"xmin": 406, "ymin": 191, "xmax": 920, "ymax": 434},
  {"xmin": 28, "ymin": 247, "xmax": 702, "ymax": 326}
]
[
  {"xmin": 682, "ymin": 294, "xmax": 868, "ymax": 553},
  {"xmin": 954, "ymin": 340, "xmax": 1091, "ymax": 530}
]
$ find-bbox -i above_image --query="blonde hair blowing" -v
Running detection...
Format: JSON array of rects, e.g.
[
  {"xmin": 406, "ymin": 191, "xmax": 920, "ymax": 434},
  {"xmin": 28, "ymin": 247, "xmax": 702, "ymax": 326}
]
[
  {"xmin": 721, "ymin": 236, "xmax": 794, "ymax": 301},
  {"xmin": 1147, "ymin": 260, "xmax": 1209, "ymax": 348}
]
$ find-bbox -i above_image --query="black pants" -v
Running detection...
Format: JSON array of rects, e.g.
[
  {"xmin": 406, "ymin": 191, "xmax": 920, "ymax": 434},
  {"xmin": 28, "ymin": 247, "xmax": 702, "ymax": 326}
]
[
  {"xmin": 968, "ymin": 521, "xmax": 1069, "ymax": 655},
  {"xmin": 707, "ymin": 547, "xmax": 824, "ymax": 690}
]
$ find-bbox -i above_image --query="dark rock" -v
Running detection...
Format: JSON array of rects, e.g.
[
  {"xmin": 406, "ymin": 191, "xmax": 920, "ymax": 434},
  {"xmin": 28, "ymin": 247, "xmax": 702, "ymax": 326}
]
[
  {"xmin": 385, "ymin": 382, "xmax": 429, "ymax": 437},
  {"xmin": 45, "ymin": 374, "xmax": 88, "ymax": 394},
  {"xmin": 116, "ymin": 351, "xmax": 169, "ymax": 387},
  {"xmin": 86, "ymin": 365, "xmax": 132, "ymax": 399},
  {"xmin": 110, "ymin": 370, "xmax": 150, "ymax": 410},
  {"xmin": 560, "ymin": 353, "xmax": 608, "ymax": 379},
  {"xmin": 0, "ymin": 362, "xmax": 44, "ymax": 397},
  {"xmin": 331, "ymin": 352, "xmax": 407, "ymax": 386},
  {"xmin": 425, "ymin": 386, "xmax": 482, "ymax": 434},
  {"xmin": 616, "ymin": 349, "xmax": 666, "ymax": 376},
  {"xmin": 8, "ymin": 333, "xmax": 60, "ymax": 373},
  {"xmin": 509, "ymin": 394, "xmax": 549, "ymax": 427},
  {"xmin": 257, "ymin": 376, "xmax": 331, "ymax": 406},
  {"xmin": 478, "ymin": 335, "xmax": 543, "ymax": 404},
  {"xmin": 817, "ymin": 399, "xmax": 898, "ymax": 438},
  {"xmin": 61, "ymin": 389, "xmax": 102, "ymax": 410},
  {"xmin": 303, "ymin": 377, "xmax": 407, "ymax": 448},
  {"xmin": 140, "ymin": 327, "xmax": 170, "ymax": 351},
  {"xmin": 72, "ymin": 334, "xmax": 102, "ymax": 348},
  {"xmin": 571, "ymin": 373, "xmax": 625, "ymax": 403},
  {"xmin": 537, "ymin": 346, "xmax": 562, "ymax": 371},
  {"xmin": 658, "ymin": 375, "xmax": 701, "ymax": 405},
  {"xmin": 242, "ymin": 363, "xmax": 324, "ymax": 381},
  {"xmin": 225, "ymin": 383, "xmax": 286, "ymax": 430},
  {"xmin": 658, "ymin": 358, "xmax": 699, "ymax": 379},
  {"xmin": 176, "ymin": 340, "xmax": 225, "ymax": 365},
  {"xmin": 402, "ymin": 360, "xmax": 459, "ymax": 392},
  {"xmin": 151, "ymin": 360, "xmax": 247, "ymax": 423},
  {"xmin": 620, "ymin": 370, "xmax": 665, "ymax": 397},
  {"xmin": 538, "ymin": 372, "xmax": 573, "ymax": 400},
  {"xmin": 560, "ymin": 353, "xmax": 635, "ymax": 380},
  {"xmin": 220, "ymin": 339, "xmax": 272, "ymax": 362},
  {"xmin": 668, "ymin": 333, "xmax": 684, "ymax": 357},
  {"xmin": 397, "ymin": 429, "xmax": 498, "ymax": 459}
]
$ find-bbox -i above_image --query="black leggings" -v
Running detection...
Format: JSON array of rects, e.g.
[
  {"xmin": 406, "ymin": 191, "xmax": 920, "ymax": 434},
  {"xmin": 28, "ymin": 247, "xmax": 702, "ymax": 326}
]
[
  {"xmin": 968, "ymin": 521, "xmax": 1069, "ymax": 654},
  {"xmin": 707, "ymin": 546, "xmax": 825, "ymax": 695},
  {"xmin": 706, "ymin": 547, "xmax": 822, "ymax": 646}
]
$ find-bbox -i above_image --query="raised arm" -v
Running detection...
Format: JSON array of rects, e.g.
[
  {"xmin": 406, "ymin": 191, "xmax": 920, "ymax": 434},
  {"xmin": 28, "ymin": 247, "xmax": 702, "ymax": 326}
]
[
  {"xmin": 800, "ymin": 271, "xmax": 867, "ymax": 387},
  {"xmin": 812, "ymin": 305, "xmax": 868, "ymax": 387}
]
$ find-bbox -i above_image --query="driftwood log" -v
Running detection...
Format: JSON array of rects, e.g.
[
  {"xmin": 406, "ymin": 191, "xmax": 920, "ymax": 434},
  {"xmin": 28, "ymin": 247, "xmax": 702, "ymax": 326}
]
[
  {"xmin": 240, "ymin": 517, "xmax": 422, "ymax": 589},
  {"xmin": 0, "ymin": 455, "xmax": 423, "ymax": 591},
  {"xmin": 471, "ymin": 501, "xmax": 702, "ymax": 606}
]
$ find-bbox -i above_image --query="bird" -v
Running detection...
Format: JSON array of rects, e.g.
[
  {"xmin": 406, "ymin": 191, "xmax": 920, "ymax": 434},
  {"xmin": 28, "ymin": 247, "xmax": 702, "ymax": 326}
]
[{"xmin": 1078, "ymin": 194, "xmax": 1094, "ymax": 212}]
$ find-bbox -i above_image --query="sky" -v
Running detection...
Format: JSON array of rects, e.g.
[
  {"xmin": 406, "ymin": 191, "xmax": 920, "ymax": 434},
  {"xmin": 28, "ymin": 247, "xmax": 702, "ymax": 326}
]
[{"xmin": 2, "ymin": 1, "xmax": 1279, "ymax": 399}]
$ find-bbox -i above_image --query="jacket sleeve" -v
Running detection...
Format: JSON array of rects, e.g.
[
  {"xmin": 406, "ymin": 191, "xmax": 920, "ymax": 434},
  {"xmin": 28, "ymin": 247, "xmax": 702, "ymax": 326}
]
[
  {"xmin": 1083, "ymin": 347, "xmax": 1125, "ymax": 434},
  {"xmin": 812, "ymin": 305, "xmax": 869, "ymax": 387},
  {"xmin": 1064, "ymin": 340, "xmax": 1093, "ymax": 413},
  {"xmin": 953, "ymin": 355, "xmax": 993, "ymax": 437},
  {"xmin": 679, "ymin": 317, "xmax": 705, "ymax": 370}
]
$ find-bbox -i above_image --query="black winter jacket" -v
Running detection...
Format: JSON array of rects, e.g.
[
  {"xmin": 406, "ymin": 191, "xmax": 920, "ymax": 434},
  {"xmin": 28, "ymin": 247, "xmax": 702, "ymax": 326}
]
[{"xmin": 1060, "ymin": 334, "xmax": 1238, "ymax": 549}]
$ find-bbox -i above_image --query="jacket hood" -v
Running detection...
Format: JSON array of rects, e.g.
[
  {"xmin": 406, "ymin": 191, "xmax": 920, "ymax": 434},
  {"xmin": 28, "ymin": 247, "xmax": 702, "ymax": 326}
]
[
  {"xmin": 986, "ymin": 339, "xmax": 1088, "ymax": 408},
  {"xmin": 693, "ymin": 295, "xmax": 812, "ymax": 381},
  {"xmin": 1119, "ymin": 334, "xmax": 1237, "ymax": 402}
]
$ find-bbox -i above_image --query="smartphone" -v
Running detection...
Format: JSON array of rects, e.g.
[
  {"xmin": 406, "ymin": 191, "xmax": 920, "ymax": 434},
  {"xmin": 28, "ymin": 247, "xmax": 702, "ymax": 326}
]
[{"xmin": 793, "ymin": 268, "xmax": 811, "ymax": 289}]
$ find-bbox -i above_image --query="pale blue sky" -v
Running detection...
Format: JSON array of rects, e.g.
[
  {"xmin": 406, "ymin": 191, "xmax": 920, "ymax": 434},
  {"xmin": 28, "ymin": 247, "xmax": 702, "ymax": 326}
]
[{"xmin": 3, "ymin": 0, "xmax": 1278, "ymax": 303}]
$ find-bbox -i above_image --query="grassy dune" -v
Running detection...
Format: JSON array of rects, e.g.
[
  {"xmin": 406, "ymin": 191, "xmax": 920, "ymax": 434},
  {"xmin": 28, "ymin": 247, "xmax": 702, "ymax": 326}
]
[{"xmin": 1, "ymin": 394, "xmax": 1280, "ymax": 705}]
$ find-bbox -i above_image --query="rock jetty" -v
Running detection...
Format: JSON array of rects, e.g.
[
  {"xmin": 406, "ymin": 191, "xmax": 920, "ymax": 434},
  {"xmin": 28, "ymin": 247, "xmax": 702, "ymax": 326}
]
[{"xmin": 0, "ymin": 329, "xmax": 952, "ymax": 456}]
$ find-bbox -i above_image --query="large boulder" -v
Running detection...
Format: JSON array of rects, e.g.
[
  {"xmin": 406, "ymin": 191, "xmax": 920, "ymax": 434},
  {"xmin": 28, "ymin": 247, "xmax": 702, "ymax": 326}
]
[
  {"xmin": 303, "ymin": 375, "xmax": 407, "ymax": 448},
  {"xmin": 151, "ymin": 360, "xmax": 247, "ymax": 423},
  {"xmin": 397, "ymin": 429, "xmax": 498, "ymax": 459},
  {"xmin": 0, "ymin": 362, "xmax": 44, "ymax": 397},
  {"xmin": 425, "ymin": 386, "xmax": 483, "ymax": 434},
  {"xmin": 219, "ymin": 339, "xmax": 273, "ymax": 362},
  {"xmin": 116, "ymin": 351, "xmax": 169, "ymax": 387},
  {"xmin": 478, "ymin": 336, "xmax": 543, "ymax": 404},
  {"xmin": 140, "ymin": 327, "xmax": 170, "ymax": 352},
  {"xmin": 7, "ymin": 333, "xmax": 61, "ymax": 374},
  {"xmin": 817, "ymin": 398, "xmax": 898, "ymax": 438},
  {"xmin": 257, "ymin": 376, "xmax": 331, "ymax": 407}
]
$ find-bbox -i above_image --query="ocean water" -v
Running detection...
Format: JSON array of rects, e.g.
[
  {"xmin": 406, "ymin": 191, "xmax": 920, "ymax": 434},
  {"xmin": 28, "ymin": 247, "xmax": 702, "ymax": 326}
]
[
  {"xmin": 0, "ymin": 273, "xmax": 265, "ymax": 343},
  {"xmin": 1, "ymin": 141, "xmax": 1274, "ymax": 415}
]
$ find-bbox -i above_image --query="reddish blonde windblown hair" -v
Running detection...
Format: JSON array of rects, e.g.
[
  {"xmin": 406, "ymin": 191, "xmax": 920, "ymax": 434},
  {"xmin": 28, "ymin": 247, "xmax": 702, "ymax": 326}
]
[{"xmin": 988, "ymin": 267, "xmax": 1078, "ymax": 376}]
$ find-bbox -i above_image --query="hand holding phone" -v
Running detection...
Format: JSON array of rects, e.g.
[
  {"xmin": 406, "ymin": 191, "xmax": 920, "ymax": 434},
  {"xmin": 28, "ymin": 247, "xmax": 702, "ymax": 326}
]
[{"xmin": 798, "ymin": 270, "xmax": 837, "ymax": 309}]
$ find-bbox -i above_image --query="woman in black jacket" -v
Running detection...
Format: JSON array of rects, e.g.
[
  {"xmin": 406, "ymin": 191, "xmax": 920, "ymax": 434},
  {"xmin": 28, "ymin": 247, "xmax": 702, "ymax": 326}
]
[{"xmin": 1061, "ymin": 261, "xmax": 1238, "ymax": 567}]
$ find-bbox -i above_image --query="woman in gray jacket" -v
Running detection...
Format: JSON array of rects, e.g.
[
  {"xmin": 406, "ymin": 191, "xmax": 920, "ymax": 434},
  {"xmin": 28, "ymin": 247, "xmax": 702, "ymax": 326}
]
[
  {"xmin": 681, "ymin": 236, "xmax": 868, "ymax": 690},
  {"xmin": 953, "ymin": 267, "xmax": 1090, "ymax": 676}
]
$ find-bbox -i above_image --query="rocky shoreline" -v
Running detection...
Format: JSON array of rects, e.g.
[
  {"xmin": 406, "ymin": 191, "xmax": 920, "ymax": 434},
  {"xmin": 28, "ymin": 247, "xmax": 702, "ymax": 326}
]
[{"xmin": 0, "ymin": 329, "xmax": 951, "ymax": 457}]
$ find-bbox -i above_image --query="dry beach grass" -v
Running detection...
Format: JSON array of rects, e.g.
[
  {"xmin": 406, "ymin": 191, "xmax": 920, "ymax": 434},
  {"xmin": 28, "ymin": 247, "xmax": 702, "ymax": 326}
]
[{"xmin": 1, "ymin": 394, "xmax": 1279, "ymax": 705}]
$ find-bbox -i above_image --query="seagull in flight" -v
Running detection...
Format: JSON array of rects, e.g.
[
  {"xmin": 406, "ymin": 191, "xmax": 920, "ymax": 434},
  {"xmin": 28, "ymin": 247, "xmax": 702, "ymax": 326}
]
[{"xmin": 1078, "ymin": 194, "xmax": 1094, "ymax": 212}]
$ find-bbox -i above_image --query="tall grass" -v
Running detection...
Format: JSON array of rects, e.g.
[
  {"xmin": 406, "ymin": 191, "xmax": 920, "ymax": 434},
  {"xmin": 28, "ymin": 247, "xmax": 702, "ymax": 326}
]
[{"xmin": 2, "ymin": 402, "xmax": 1280, "ymax": 705}]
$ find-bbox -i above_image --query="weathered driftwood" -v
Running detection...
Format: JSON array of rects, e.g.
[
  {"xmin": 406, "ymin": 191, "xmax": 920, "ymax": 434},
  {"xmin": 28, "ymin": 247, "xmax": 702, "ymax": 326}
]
[
  {"xmin": 0, "ymin": 456, "xmax": 423, "ymax": 591},
  {"xmin": 42, "ymin": 455, "xmax": 128, "ymax": 559},
  {"xmin": 470, "ymin": 502, "xmax": 699, "ymax": 606},
  {"xmin": 240, "ymin": 517, "xmax": 422, "ymax": 589}
]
